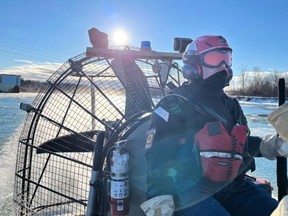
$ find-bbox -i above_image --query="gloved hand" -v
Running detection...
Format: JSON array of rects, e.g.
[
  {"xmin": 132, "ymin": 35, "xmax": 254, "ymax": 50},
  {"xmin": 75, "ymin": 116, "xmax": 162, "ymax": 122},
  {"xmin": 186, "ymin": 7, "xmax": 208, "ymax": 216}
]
[
  {"xmin": 268, "ymin": 103, "xmax": 288, "ymax": 142},
  {"xmin": 260, "ymin": 134, "xmax": 288, "ymax": 160},
  {"xmin": 140, "ymin": 195, "xmax": 175, "ymax": 216},
  {"xmin": 271, "ymin": 195, "xmax": 288, "ymax": 216}
]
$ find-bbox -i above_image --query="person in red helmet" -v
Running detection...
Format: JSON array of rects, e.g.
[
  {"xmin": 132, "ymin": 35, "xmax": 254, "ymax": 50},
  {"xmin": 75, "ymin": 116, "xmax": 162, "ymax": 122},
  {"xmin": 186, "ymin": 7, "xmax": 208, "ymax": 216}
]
[{"xmin": 141, "ymin": 35, "xmax": 287, "ymax": 216}]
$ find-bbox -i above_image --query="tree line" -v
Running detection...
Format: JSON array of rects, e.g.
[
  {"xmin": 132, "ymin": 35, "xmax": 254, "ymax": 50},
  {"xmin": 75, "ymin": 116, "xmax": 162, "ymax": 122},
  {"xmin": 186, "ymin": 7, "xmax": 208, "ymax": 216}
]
[
  {"xmin": 229, "ymin": 65, "xmax": 288, "ymax": 97},
  {"xmin": 20, "ymin": 79, "xmax": 45, "ymax": 92}
]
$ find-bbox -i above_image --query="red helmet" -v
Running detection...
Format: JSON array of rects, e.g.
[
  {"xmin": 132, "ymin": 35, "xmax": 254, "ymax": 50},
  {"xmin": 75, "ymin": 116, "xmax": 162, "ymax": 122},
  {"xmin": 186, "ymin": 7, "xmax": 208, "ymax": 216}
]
[{"xmin": 182, "ymin": 35, "xmax": 232, "ymax": 80}]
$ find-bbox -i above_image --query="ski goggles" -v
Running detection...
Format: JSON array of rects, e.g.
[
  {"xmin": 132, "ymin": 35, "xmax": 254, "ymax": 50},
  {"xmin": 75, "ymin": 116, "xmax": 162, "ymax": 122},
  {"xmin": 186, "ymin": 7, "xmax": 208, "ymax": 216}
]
[{"xmin": 201, "ymin": 49, "xmax": 232, "ymax": 68}]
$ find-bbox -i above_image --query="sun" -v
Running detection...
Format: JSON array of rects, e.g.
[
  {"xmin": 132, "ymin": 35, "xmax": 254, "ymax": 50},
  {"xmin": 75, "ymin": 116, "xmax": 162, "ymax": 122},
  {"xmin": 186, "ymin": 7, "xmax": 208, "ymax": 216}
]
[{"xmin": 112, "ymin": 29, "xmax": 129, "ymax": 45}]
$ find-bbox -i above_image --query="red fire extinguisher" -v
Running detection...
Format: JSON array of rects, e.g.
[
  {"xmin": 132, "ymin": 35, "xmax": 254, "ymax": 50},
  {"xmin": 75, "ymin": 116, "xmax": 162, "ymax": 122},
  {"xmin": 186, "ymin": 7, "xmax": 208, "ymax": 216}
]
[{"xmin": 110, "ymin": 140, "xmax": 129, "ymax": 216}]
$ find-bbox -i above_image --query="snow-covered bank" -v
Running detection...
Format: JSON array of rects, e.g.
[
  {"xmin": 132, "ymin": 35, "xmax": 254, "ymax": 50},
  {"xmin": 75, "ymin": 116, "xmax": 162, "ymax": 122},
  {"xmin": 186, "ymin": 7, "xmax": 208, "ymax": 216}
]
[
  {"xmin": 234, "ymin": 96, "xmax": 279, "ymax": 117},
  {"xmin": 234, "ymin": 96, "xmax": 278, "ymax": 104}
]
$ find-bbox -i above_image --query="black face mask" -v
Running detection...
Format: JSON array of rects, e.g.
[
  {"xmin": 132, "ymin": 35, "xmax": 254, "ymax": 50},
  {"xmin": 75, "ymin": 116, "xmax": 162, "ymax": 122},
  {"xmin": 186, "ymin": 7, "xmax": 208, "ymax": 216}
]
[{"xmin": 199, "ymin": 70, "xmax": 228, "ymax": 90}]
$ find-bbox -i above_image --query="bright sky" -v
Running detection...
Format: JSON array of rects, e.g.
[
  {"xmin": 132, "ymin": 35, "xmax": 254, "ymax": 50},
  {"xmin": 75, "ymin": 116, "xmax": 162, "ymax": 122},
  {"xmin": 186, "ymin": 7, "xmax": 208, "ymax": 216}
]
[{"xmin": 1, "ymin": 0, "xmax": 288, "ymax": 81}]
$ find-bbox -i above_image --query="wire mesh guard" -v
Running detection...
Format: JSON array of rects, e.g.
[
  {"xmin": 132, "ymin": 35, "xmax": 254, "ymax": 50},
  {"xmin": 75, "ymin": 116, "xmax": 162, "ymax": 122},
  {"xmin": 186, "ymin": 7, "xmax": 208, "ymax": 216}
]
[{"xmin": 13, "ymin": 46, "xmax": 183, "ymax": 215}]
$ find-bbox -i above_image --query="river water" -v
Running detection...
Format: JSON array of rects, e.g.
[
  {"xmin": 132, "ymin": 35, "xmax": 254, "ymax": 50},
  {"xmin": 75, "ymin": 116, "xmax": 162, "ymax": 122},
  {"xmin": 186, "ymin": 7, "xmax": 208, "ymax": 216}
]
[
  {"xmin": 0, "ymin": 93, "xmax": 283, "ymax": 215},
  {"xmin": 0, "ymin": 93, "xmax": 36, "ymax": 215}
]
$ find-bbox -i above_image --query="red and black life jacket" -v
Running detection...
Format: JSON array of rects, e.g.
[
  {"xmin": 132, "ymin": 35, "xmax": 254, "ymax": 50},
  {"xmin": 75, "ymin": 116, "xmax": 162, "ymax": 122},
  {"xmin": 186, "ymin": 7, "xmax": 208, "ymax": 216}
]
[
  {"xmin": 194, "ymin": 121, "xmax": 248, "ymax": 182},
  {"xmin": 171, "ymin": 85, "xmax": 252, "ymax": 182}
]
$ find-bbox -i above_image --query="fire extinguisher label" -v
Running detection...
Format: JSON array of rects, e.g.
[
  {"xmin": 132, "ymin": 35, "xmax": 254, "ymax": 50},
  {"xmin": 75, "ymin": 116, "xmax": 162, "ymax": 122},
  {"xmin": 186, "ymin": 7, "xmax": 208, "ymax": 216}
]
[
  {"xmin": 111, "ymin": 179, "xmax": 129, "ymax": 199},
  {"xmin": 117, "ymin": 200, "xmax": 124, "ymax": 211}
]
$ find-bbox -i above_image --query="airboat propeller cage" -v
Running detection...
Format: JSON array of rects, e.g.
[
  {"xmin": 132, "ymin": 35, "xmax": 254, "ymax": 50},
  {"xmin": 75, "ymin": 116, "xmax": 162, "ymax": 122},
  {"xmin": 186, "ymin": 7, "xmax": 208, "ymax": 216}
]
[
  {"xmin": 268, "ymin": 103, "xmax": 288, "ymax": 142},
  {"xmin": 13, "ymin": 27, "xmax": 185, "ymax": 215}
]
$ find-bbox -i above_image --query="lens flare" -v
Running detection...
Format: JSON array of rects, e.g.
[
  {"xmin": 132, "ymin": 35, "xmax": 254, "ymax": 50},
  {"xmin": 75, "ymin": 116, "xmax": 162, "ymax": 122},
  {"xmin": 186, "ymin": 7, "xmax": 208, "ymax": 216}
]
[{"xmin": 112, "ymin": 29, "xmax": 129, "ymax": 45}]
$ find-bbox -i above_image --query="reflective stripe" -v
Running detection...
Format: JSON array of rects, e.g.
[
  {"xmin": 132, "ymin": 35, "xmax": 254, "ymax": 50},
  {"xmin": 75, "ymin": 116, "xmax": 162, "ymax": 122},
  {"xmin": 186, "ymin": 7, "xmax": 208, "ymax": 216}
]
[
  {"xmin": 154, "ymin": 106, "xmax": 169, "ymax": 122},
  {"xmin": 200, "ymin": 151, "xmax": 242, "ymax": 160}
]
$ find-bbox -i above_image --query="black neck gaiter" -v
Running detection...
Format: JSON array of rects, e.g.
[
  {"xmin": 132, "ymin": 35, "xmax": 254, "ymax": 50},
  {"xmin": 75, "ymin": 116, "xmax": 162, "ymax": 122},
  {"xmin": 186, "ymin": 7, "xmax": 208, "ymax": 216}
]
[
  {"xmin": 200, "ymin": 70, "xmax": 227, "ymax": 90},
  {"xmin": 188, "ymin": 71, "xmax": 235, "ymax": 131}
]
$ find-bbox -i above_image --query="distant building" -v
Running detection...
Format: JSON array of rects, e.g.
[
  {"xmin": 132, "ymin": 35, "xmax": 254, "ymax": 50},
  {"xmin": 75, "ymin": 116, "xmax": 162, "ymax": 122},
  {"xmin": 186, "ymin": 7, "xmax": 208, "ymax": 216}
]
[{"xmin": 0, "ymin": 74, "xmax": 21, "ymax": 93}]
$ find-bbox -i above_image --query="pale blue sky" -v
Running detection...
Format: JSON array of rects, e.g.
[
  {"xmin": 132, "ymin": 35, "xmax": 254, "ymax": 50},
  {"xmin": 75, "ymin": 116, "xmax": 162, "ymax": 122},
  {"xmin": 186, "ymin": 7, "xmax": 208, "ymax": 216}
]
[{"xmin": 0, "ymin": 0, "xmax": 287, "ymax": 80}]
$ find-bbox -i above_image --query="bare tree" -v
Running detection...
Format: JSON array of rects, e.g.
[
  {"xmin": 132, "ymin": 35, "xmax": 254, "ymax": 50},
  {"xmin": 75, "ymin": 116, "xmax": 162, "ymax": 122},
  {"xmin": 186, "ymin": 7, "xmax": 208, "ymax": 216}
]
[
  {"xmin": 271, "ymin": 70, "xmax": 280, "ymax": 95},
  {"xmin": 251, "ymin": 66, "xmax": 262, "ymax": 95},
  {"xmin": 239, "ymin": 65, "xmax": 248, "ymax": 92}
]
